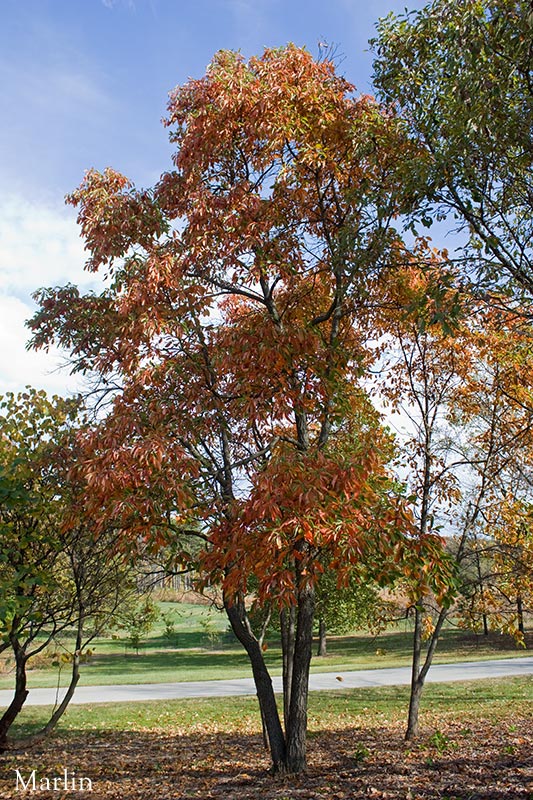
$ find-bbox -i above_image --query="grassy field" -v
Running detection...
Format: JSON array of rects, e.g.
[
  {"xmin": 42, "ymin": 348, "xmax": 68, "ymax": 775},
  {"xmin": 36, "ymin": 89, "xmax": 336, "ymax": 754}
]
[
  {"xmin": 0, "ymin": 600, "xmax": 529, "ymax": 690},
  {"xmin": 7, "ymin": 675, "xmax": 532, "ymax": 738}
]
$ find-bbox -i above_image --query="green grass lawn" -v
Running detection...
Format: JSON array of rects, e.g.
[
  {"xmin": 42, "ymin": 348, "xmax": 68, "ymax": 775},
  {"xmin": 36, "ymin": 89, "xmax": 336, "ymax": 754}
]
[
  {"xmin": 7, "ymin": 675, "xmax": 532, "ymax": 739},
  {"xmin": 0, "ymin": 600, "xmax": 529, "ymax": 690}
]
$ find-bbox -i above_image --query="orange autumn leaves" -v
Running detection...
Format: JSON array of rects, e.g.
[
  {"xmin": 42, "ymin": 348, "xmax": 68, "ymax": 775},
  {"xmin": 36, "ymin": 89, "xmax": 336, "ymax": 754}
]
[
  {"xmin": 27, "ymin": 45, "xmax": 458, "ymax": 610},
  {"xmin": 204, "ymin": 413, "xmax": 407, "ymax": 605}
]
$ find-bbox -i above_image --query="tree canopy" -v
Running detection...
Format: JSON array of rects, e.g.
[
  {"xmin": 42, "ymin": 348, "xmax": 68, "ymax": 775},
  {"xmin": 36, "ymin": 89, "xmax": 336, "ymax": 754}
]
[
  {"xmin": 372, "ymin": 0, "xmax": 533, "ymax": 296},
  {"xmin": 27, "ymin": 45, "xmax": 458, "ymax": 773}
]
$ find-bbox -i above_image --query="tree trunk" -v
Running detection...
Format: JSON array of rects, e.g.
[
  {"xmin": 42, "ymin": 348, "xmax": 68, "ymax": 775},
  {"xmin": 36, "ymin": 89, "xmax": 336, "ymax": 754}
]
[
  {"xmin": 406, "ymin": 604, "xmax": 423, "ymax": 741},
  {"xmin": 285, "ymin": 581, "xmax": 315, "ymax": 774},
  {"xmin": 476, "ymin": 550, "xmax": 489, "ymax": 636},
  {"xmin": 405, "ymin": 604, "xmax": 447, "ymax": 741},
  {"xmin": 280, "ymin": 606, "xmax": 296, "ymax": 731},
  {"xmin": 224, "ymin": 594, "xmax": 287, "ymax": 772},
  {"xmin": 0, "ymin": 643, "xmax": 28, "ymax": 751},
  {"xmin": 25, "ymin": 615, "xmax": 85, "ymax": 747},
  {"xmin": 317, "ymin": 618, "xmax": 327, "ymax": 657},
  {"xmin": 517, "ymin": 595, "xmax": 525, "ymax": 638},
  {"xmin": 1, "ymin": 616, "xmax": 88, "ymax": 751}
]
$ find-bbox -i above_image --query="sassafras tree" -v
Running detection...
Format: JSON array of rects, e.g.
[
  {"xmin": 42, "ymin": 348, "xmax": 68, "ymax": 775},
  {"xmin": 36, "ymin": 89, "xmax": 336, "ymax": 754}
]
[{"xmin": 29, "ymin": 46, "xmax": 454, "ymax": 774}]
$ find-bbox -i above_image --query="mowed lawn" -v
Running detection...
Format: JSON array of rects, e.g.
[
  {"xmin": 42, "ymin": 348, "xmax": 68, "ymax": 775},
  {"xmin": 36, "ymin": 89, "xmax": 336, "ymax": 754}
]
[{"xmin": 0, "ymin": 600, "xmax": 530, "ymax": 690}]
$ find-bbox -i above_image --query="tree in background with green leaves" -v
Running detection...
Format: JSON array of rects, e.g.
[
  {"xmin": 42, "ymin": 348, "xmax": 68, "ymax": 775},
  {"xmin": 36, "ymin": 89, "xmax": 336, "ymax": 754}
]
[
  {"xmin": 0, "ymin": 389, "xmax": 135, "ymax": 750},
  {"xmin": 314, "ymin": 568, "xmax": 393, "ymax": 657},
  {"xmin": 116, "ymin": 595, "xmax": 160, "ymax": 655},
  {"xmin": 371, "ymin": 0, "xmax": 533, "ymax": 735},
  {"xmin": 372, "ymin": 0, "xmax": 533, "ymax": 296}
]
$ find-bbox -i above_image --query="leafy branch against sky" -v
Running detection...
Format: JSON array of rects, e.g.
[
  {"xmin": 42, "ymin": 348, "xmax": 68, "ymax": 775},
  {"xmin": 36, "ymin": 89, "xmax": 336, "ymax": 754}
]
[{"xmin": 0, "ymin": 0, "xmax": 425, "ymax": 396}]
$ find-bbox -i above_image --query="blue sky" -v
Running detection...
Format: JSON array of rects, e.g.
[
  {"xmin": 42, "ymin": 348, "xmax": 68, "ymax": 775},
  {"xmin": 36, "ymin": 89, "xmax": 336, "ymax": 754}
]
[{"xmin": 0, "ymin": 0, "xmax": 424, "ymax": 396}]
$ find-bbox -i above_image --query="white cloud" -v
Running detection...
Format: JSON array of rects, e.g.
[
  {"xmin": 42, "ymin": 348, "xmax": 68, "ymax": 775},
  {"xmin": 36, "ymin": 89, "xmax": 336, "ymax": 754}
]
[
  {"xmin": 0, "ymin": 195, "xmax": 91, "ymax": 294},
  {"xmin": 0, "ymin": 294, "xmax": 79, "ymax": 396},
  {"xmin": 0, "ymin": 195, "xmax": 101, "ymax": 397},
  {"xmin": 101, "ymin": 0, "xmax": 136, "ymax": 9}
]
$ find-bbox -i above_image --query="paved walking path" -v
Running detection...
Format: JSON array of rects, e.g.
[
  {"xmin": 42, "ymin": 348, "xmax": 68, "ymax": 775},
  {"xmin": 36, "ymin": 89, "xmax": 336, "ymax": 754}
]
[{"xmin": 1, "ymin": 657, "xmax": 531, "ymax": 708}]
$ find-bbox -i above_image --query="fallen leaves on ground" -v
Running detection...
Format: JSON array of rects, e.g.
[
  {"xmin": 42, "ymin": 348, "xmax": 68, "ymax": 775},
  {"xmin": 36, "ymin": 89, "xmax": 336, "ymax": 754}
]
[{"xmin": 0, "ymin": 713, "xmax": 531, "ymax": 799}]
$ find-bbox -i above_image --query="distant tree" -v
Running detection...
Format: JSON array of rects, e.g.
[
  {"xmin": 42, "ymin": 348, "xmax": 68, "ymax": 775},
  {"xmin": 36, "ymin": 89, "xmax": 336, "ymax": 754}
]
[
  {"xmin": 487, "ymin": 504, "xmax": 533, "ymax": 640},
  {"xmin": 116, "ymin": 595, "xmax": 160, "ymax": 655},
  {"xmin": 457, "ymin": 503, "xmax": 533, "ymax": 643},
  {"xmin": 314, "ymin": 568, "xmax": 393, "ymax": 657}
]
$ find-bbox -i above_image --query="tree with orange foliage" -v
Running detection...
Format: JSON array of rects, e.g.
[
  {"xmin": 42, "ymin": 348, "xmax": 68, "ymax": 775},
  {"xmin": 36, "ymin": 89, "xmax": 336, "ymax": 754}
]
[
  {"xmin": 450, "ymin": 312, "xmax": 533, "ymax": 645},
  {"xmin": 377, "ymin": 294, "xmax": 533, "ymax": 739},
  {"xmin": 29, "ymin": 46, "xmax": 454, "ymax": 774}
]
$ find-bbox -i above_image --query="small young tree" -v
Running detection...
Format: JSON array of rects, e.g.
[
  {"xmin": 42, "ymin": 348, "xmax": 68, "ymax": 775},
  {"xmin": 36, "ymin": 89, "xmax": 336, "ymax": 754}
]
[
  {"xmin": 0, "ymin": 390, "xmax": 135, "ymax": 750},
  {"xmin": 314, "ymin": 568, "xmax": 392, "ymax": 657},
  {"xmin": 117, "ymin": 595, "xmax": 159, "ymax": 655},
  {"xmin": 380, "ymin": 299, "xmax": 533, "ymax": 738}
]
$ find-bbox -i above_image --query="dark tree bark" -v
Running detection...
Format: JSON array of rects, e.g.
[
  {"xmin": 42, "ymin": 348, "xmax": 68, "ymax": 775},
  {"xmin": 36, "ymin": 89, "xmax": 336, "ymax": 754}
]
[
  {"xmin": 224, "ymin": 594, "xmax": 287, "ymax": 772},
  {"xmin": 406, "ymin": 605, "xmax": 423, "ymax": 741},
  {"xmin": 280, "ymin": 605, "xmax": 296, "ymax": 732},
  {"xmin": 476, "ymin": 550, "xmax": 489, "ymax": 636},
  {"xmin": 285, "ymin": 580, "xmax": 315, "ymax": 773},
  {"xmin": 517, "ymin": 594, "xmax": 525, "ymax": 638},
  {"xmin": 224, "ymin": 577, "xmax": 316, "ymax": 774},
  {"xmin": 0, "ymin": 640, "xmax": 28, "ymax": 751}
]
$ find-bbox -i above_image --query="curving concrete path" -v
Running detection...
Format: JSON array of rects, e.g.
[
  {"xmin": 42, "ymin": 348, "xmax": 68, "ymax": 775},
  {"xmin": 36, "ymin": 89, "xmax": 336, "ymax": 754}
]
[{"xmin": 0, "ymin": 657, "xmax": 531, "ymax": 708}]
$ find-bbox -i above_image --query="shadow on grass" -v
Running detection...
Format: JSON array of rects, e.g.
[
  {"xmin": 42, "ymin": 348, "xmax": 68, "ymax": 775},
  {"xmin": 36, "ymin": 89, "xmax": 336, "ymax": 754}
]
[
  {"xmin": 5, "ymin": 627, "xmax": 527, "ymax": 693},
  {"xmin": 76, "ymin": 645, "xmax": 284, "ymax": 683},
  {"xmin": 321, "ymin": 626, "xmax": 530, "ymax": 660}
]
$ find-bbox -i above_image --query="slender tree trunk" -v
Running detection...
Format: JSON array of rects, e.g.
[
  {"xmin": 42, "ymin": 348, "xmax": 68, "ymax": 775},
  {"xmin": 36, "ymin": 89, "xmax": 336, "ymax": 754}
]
[
  {"xmin": 405, "ymin": 605, "xmax": 448, "ymax": 741},
  {"xmin": 476, "ymin": 550, "xmax": 489, "ymax": 636},
  {"xmin": 316, "ymin": 618, "xmax": 327, "ymax": 657},
  {"xmin": 0, "ymin": 644, "xmax": 28, "ymax": 751},
  {"xmin": 285, "ymin": 581, "xmax": 315, "ymax": 774},
  {"xmin": 280, "ymin": 606, "xmax": 296, "ymax": 731},
  {"xmin": 22, "ymin": 615, "xmax": 85, "ymax": 748},
  {"xmin": 406, "ymin": 605, "xmax": 423, "ymax": 741},
  {"xmin": 517, "ymin": 595, "xmax": 525, "ymax": 638},
  {"xmin": 224, "ymin": 594, "xmax": 287, "ymax": 772}
]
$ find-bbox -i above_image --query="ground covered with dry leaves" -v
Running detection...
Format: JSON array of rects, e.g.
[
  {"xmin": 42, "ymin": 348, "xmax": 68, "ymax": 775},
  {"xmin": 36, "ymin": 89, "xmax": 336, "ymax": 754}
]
[{"xmin": 1, "ymin": 709, "xmax": 531, "ymax": 800}]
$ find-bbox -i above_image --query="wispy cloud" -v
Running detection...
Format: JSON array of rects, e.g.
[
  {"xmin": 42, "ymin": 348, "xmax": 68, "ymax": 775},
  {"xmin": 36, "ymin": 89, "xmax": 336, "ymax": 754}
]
[
  {"xmin": 223, "ymin": 0, "xmax": 277, "ymax": 45},
  {"xmin": 0, "ymin": 56, "xmax": 113, "ymax": 122},
  {"xmin": 101, "ymin": 0, "xmax": 136, "ymax": 10}
]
